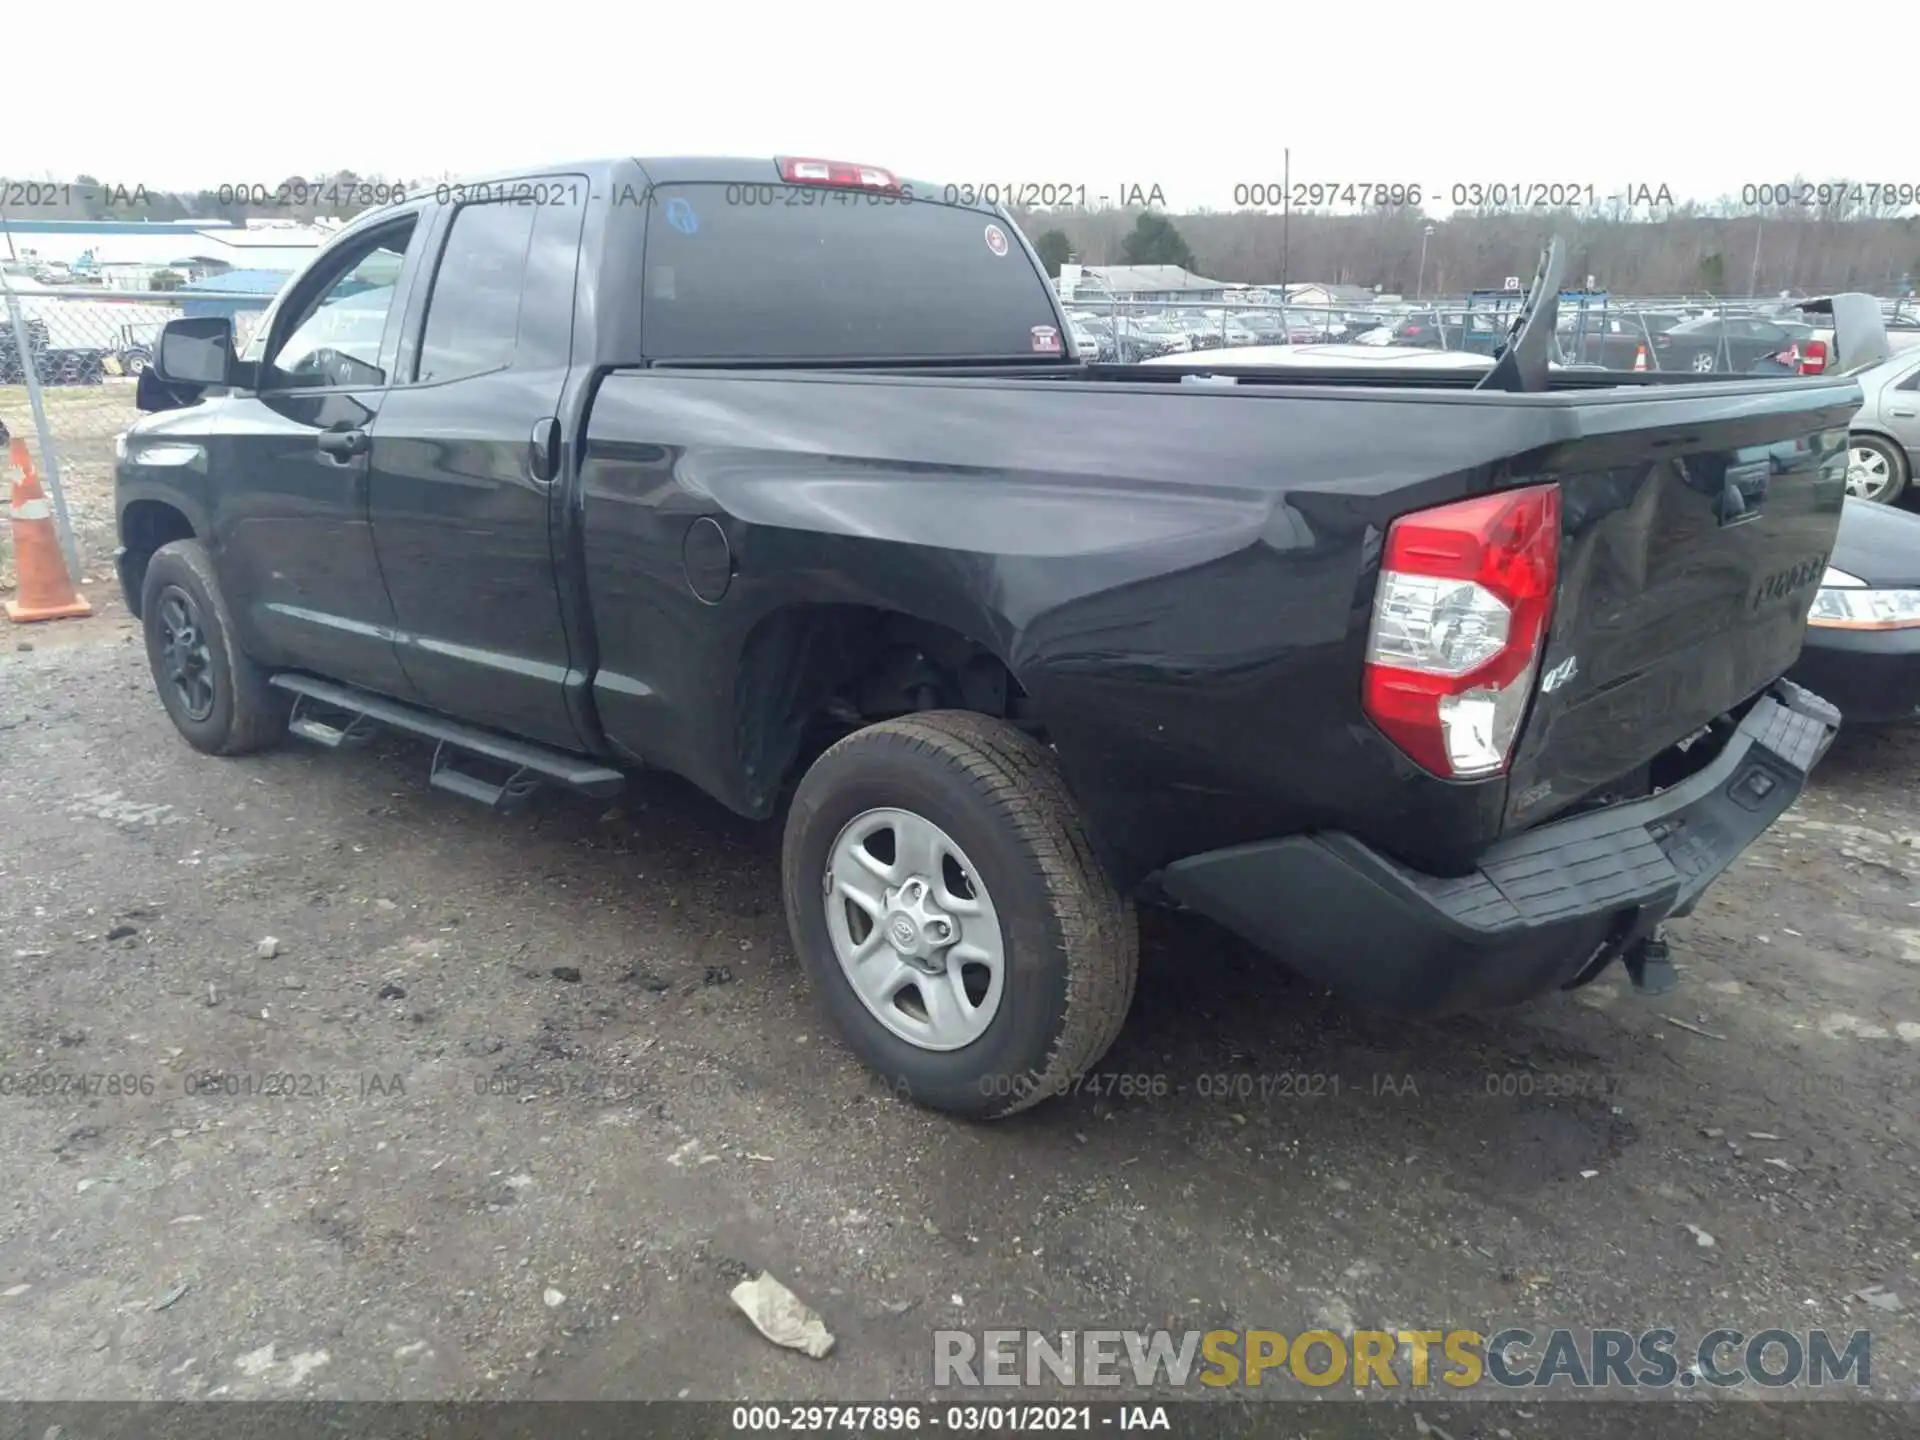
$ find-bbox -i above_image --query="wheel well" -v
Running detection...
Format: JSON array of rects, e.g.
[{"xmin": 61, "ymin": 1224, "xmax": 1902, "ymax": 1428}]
[
  {"xmin": 118, "ymin": 501, "xmax": 196, "ymax": 617},
  {"xmin": 732, "ymin": 605, "xmax": 1033, "ymax": 812}
]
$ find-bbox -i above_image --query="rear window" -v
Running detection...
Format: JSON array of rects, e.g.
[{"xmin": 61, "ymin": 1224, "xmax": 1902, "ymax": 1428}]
[{"xmin": 637, "ymin": 183, "xmax": 1065, "ymax": 362}]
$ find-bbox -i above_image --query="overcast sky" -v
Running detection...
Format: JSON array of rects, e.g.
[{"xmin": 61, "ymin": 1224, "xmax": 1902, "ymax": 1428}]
[{"xmin": 4, "ymin": 0, "xmax": 1910, "ymax": 212}]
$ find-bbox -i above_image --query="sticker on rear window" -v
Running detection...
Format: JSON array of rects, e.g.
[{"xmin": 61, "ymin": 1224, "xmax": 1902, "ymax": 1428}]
[
  {"xmin": 665, "ymin": 197, "xmax": 700, "ymax": 235},
  {"xmin": 1030, "ymin": 325, "xmax": 1061, "ymax": 353},
  {"xmin": 984, "ymin": 224, "xmax": 1009, "ymax": 257}
]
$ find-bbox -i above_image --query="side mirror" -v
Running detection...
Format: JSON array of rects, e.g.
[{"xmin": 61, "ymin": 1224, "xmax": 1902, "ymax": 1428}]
[
  {"xmin": 136, "ymin": 365, "xmax": 201, "ymax": 414},
  {"xmin": 155, "ymin": 315, "xmax": 237, "ymax": 387}
]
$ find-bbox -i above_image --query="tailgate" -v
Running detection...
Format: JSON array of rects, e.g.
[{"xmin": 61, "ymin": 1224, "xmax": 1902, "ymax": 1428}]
[{"xmin": 1501, "ymin": 379, "xmax": 1855, "ymax": 832}]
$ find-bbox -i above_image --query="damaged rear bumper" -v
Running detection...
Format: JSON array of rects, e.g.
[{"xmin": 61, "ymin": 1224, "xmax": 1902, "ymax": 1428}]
[{"xmin": 1156, "ymin": 681, "xmax": 1840, "ymax": 1016}]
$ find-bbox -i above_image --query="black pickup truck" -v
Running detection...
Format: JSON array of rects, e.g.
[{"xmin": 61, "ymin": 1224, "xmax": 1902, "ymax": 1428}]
[{"xmin": 119, "ymin": 156, "xmax": 1859, "ymax": 1118}]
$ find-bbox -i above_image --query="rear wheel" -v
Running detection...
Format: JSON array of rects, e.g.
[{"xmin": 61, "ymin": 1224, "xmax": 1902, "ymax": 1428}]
[
  {"xmin": 140, "ymin": 540, "xmax": 289, "ymax": 756},
  {"xmin": 782, "ymin": 711, "xmax": 1136, "ymax": 1118},
  {"xmin": 1848, "ymin": 434, "xmax": 1909, "ymax": 504},
  {"xmin": 1688, "ymin": 351, "xmax": 1718, "ymax": 372}
]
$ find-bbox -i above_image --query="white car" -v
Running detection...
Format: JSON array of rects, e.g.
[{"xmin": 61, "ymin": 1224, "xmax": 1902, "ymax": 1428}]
[{"xmin": 1143, "ymin": 343, "xmax": 1497, "ymax": 370}]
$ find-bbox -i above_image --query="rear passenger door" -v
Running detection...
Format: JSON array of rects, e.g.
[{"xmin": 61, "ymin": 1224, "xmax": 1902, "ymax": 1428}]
[{"xmin": 365, "ymin": 183, "xmax": 589, "ymax": 748}]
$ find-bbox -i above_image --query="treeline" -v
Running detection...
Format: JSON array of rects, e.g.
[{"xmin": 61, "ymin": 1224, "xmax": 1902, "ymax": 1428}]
[{"xmin": 11, "ymin": 171, "xmax": 1920, "ymax": 295}]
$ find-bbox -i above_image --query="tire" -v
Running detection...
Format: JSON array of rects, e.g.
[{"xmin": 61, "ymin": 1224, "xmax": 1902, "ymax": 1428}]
[
  {"xmin": 140, "ymin": 539, "xmax": 289, "ymax": 756},
  {"xmin": 1848, "ymin": 434, "xmax": 1909, "ymax": 505},
  {"xmin": 782, "ymin": 711, "xmax": 1137, "ymax": 1119},
  {"xmin": 1688, "ymin": 351, "xmax": 1717, "ymax": 372}
]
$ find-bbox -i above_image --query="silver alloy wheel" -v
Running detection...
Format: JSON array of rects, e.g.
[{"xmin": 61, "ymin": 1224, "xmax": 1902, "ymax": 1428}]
[
  {"xmin": 1848, "ymin": 443, "xmax": 1895, "ymax": 501},
  {"xmin": 823, "ymin": 807, "xmax": 1006, "ymax": 1051},
  {"xmin": 1689, "ymin": 352, "xmax": 1717, "ymax": 372}
]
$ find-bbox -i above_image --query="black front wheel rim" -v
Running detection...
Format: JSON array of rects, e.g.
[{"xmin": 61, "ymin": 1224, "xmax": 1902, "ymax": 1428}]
[{"xmin": 157, "ymin": 585, "xmax": 216, "ymax": 722}]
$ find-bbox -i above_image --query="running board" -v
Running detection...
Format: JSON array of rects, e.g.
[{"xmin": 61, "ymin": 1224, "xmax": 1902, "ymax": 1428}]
[{"xmin": 270, "ymin": 674, "xmax": 625, "ymax": 809}]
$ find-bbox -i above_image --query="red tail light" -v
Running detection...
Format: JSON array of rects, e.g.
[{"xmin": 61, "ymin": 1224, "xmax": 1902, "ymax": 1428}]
[
  {"xmin": 776, "ymin": 156, "xmax": 900, "ymax": 191},
  {"xmin": 1362, "ymin": 484, "xmax": 1561, "ymax": 778},
  {"xmin": 1800, "ymin": 339, "xmax": 1828, "ymax": 375},
  {"xmin": 1404, "ymin": 325, "xmax": 1423, "ymax": 336}
]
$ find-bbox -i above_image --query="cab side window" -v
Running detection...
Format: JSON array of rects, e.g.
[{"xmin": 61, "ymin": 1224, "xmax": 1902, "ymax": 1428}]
[
  {"xmin": 415, "ymin": 201, "xmax": 539, "ymax": 383},
  {"xmin": 264, "ymin": 216, "xmax": 416, "ymax": 390}
]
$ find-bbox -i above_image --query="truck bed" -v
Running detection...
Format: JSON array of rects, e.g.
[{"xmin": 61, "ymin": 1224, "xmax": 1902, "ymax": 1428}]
[{"xmin": 578, "ymin": 364, "xmax": 1857, "ymax": 884}]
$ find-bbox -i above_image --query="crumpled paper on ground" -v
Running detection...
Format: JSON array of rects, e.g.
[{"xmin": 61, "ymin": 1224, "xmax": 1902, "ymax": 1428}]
[{"xmin": 730, "ymin": 1272, "xmax": 835, "ymax": 1359}]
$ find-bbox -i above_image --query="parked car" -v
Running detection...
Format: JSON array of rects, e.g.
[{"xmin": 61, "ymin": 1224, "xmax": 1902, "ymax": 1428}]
[
  {"xmin": 121, "ymin": 165, "xmax": 1859, "ymax": 1117},
  {"xmin": 1169, "ymin": 312, "xmax": 1224, "ymax": 350},
  {"xmin": 1095, "ymin": 317, "xmax": 1176, "ymax": 362},
  {"xmin": 1789, "ymin": 295, "xmax": 1920, "ymax": 377},
  {"xmin": 1206, "ymin": 313, "xmax": 1259, "ymax": 349},
  {"xmin": 1789, "ymin": 498, "xmax": 1920, "ymax": 722},
  {"xmin": 1234, "ymin": 311, "xmax": 1290, "ymax": 346},
  {"xmin": 1143, "ymin": 343, "xmax": 1503, "ymax": 372},
  {"xmin": 1838, "ymin": 346, "xmax": 1920, "ymax": 504},
  {"xmin": 1279, "ymin": 310, "xmax": 1347, "ymax": 343},
  {"xmin": 1652, "ymin": 315, "xmax": 1814, "ymax": 373},
  {"xmin": 1556, "ymin": 312, "xmax": 1684, "ymax": 368},
  {"xmin": 1068, "ymin": 321, "xmax": 1104, "ymax": 361},
  {"xmin": 1068, "ymin": 313, "xmax": 1122, "ymax": 361},
  {"xmin": 1127, "ymin": 315, "xmax": 1190, "ymax": 354},
  {"xmin": 1139, "ymin": 342, "xmax": 1605, "ymax": 375},
  {"xmin": 1388, "ymin": 310, "xmax": 1449, "ymax": 345}
]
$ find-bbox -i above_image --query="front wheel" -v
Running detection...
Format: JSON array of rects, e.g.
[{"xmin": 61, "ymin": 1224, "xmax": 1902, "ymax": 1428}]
[
  {"xmin": 140, "ymin": 539, "xmax": 289, "ymax": 755},
  {"xmin": 782, "ymin": 711, "xmax": 1136, "ymax": 1118},
  {"xmin": 1847, "ymin": 434, "xmax": 1909, "ymax": 504}
]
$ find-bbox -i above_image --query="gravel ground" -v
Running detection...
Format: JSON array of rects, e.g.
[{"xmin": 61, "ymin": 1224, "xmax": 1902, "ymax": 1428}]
[{"xmin": 1, "ymin": 608, "xmax": 1918, "ymax": 1414}]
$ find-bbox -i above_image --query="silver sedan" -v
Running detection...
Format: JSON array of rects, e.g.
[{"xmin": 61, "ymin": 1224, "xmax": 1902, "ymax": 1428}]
[{"xmin": 1848, "ymin": 347, "xmax": 1920, "ymax": 504}]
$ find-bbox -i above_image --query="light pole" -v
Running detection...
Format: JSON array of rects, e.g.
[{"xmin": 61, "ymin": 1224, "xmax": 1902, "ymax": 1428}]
[
  {"xmin": 1416, "ymin": 224, "xmax": 1435, "ymax": 300},
  {"xmin": 1281, "ymin": 148, "xmax": 1291, "ymax": 296}
]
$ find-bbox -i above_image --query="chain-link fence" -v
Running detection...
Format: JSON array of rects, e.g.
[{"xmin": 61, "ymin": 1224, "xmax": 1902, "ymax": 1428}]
[
  {"xmin": 1054, "ymin": 291, "xmax": 1911, "ymax": 373},
  {"xmin": 1, "ymin": 276, "xmax": 1907, "ymax": 598},
  {"xmin": 0, "ymin": 287, "xmax": 270, "ymax": 595}
]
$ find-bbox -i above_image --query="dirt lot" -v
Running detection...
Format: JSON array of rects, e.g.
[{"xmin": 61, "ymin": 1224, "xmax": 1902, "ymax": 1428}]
[{"xmin": 1, "ymin": 605, "xmax": 1918, "ymax": 1414}]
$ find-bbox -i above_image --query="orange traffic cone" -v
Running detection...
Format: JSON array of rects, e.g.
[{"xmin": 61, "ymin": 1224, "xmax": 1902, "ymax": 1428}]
[
  {"xmin": 1632, "ymin": 345, "xmax": 1648, "ymax": 372},
  {"xmin": 5, "ymin": 437, "xmax": 91, "ymax": 623}
]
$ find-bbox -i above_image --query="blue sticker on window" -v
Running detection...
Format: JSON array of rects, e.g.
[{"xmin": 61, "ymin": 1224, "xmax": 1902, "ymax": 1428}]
[{"xmin": 665, "ymin": 197, "xmax": 699, "ymax": 235}]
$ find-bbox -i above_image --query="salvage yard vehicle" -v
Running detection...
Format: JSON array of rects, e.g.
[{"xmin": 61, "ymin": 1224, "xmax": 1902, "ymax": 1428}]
[
  {"xmin": 1653, "ymin": 314, "xmax": 1815, "ymax": 373},
  {"xmin": 1789, "ymin": 499, "xmax": 1920, "ymax": 724},
  {"xmin": 119, "ymin": 156, "xmax": 1864, "ymax": 1118},
  {"xmin": 1838, "ymin": 346, "xmax": 1920, "ymax": 504}
]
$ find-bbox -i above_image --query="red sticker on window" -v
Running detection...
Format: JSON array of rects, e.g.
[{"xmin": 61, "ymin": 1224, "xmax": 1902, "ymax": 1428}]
[
  {"xmin": 984, "ymin": 224, "xmax": 1009, "ymax": 257},
  {"xmin": 1030, "ymin": 325, "xmax": 1061, "ymax": 353}
]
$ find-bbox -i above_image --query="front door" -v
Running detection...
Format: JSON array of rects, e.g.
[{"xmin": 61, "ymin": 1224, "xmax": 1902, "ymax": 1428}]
[
  {"xmin": 214, "ymin": 213, "xmax": 423, "ymax": 697},
  {"xmin": 366, "ymin": 185, "xmax": 588, "ymax": 747}
]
